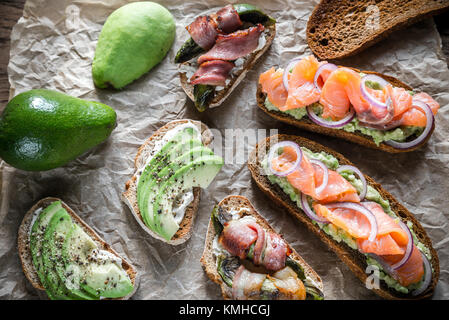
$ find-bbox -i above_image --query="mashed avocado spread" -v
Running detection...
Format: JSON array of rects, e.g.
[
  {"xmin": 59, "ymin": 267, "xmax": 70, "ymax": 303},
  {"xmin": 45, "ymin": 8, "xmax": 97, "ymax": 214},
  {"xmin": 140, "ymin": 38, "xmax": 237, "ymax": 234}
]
[
  {"xmin": 261, "ymin": 148, "xmax": 431, "ymax": 294},
  {"xmin": 264, "ymin": 98, "xmax": 423, "ymax": 146}
]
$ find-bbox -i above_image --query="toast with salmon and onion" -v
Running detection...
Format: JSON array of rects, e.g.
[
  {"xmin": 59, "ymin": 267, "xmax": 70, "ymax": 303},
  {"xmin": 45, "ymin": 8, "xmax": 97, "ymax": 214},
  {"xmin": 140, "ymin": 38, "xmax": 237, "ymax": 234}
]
[
  {"xmin": 200, "ymin": 195, "xmax": 324, "ymax": 300},
  {"xmin": 307, "ymin": 0, "xmax": 449, "ymax": 60},
  {"xmin": 122, "ymin": 119, "xmax": 223, "ymax": 245},
  {"xmin": 176, "ymin": 3, "xmax": 276, "ymax": 111},
  {"xmin": 257, "ymin": 55, "xmax": 440, "ymax": 153},
  {"xmin": 18, "ymin": 197, "xmax": 138, "ymax": 300},
  {"xmin": 248, "ymin": 134, "xmax": 439, "ymax": 299}
]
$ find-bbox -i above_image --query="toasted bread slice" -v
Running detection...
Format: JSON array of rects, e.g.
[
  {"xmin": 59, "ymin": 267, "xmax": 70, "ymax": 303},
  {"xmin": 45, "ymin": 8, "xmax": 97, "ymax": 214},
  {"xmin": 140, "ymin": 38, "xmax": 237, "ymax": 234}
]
[
  {"xmin": 179, "ymin": 23, "xmax": 276, "ymax": 109},
  {"xmin": 200, "ymin": 195, "xmax": 324, "ymax": 300},
  {"xmin": 247, "ymin": 134, "xmax": 440, "ymax": 299},
  {"xmin": 17, "ymin": 197, "xmax": 138, "ymax": 300},
  {"xmin": 122, "ymin": 119, "xmax": 213, "ymax": 245},
  {"xmin": 307, "ymin": 0, "xmax": 449, "ymax": 60},
  {"xmin": 256, "ymin": 69, "xmax": 434, "ymax": 153}
]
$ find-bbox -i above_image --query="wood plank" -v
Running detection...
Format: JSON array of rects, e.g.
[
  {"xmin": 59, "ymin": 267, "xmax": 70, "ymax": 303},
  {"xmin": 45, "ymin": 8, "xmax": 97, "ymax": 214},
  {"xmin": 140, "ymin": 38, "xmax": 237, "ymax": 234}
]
[{"xmin": 0, "ymin": 0, "xmax": 26, "ymax": 107}]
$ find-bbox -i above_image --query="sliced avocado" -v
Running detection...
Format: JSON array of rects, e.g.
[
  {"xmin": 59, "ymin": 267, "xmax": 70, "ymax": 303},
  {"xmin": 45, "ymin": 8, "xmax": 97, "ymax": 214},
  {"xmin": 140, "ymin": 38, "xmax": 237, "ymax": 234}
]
[
  {"xmin": 64, "ymin": 223, "xmax": 133, "ymax": 299},
  {"xmin": 140, "ymin": 145, "xmax": 213, "ymax": 230},
  {"xmin": 41, "ymin": 208, "xmax": 77, "ymax": 299},
  {"xmin": 29, "ymin": 201, "xmax": 63, "ymax": 296},
  {"xmin": 137, "ymin": 126, "xmax": 199, "ymax": 203},
  {"xmin": 138, "ymin": 138, "xmax": 203, "ymax": 228},
  {"xmin": 153, "ymin": 155, "xmax": 224, "ymax": 240},
  {"xmin": 57, "ymin": 225, "xmax": 99, "ymax": 300}
]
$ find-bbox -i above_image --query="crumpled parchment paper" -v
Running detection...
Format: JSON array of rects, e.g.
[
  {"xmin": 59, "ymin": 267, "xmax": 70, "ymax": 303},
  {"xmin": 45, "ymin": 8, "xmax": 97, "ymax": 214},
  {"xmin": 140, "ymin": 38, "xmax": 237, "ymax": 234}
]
[{"xmin": 1, "ymin": 0, "xmax": 448, "ymax": 300}]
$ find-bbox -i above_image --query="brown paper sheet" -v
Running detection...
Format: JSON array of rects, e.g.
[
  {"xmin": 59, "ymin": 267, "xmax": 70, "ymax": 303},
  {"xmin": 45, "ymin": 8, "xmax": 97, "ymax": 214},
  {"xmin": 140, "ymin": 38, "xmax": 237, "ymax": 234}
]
[{"xmin": 1, "ymin": 0, "xmax": 448, "ymax": 299}]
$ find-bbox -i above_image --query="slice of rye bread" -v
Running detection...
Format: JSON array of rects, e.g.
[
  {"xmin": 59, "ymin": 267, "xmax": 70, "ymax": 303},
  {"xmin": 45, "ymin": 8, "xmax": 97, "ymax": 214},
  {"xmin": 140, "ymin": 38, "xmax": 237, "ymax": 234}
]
[
  {"xmin": 307, "ymin": 0, "xmax": 449, "ymax": 60},
  {"xmin": 122, "ymin": 119, "xmax": 214, "ymax": 245},
  {"xmin": 247, "ymin": 134, "xmax": 440, "ymax": 300},
  {"xmin": 256, "ymin": 69, "xmax": 435, "ymax": 153},
  {"xmin": 200, "ymin": 195, "xmax": 324, "ymax": 300},
  {"xmin": 17, "ymin": 197, "xmax": 139, "ymax": 300},
  {"xmin": 180, "ymin": 23, "xmax": 276, "ymax": 109}
]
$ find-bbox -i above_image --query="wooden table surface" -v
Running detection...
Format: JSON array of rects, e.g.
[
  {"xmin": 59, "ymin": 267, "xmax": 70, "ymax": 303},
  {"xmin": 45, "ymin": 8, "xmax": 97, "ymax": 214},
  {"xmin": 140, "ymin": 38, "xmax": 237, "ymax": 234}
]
[{"xmin": 0, "ymin": 0, "xmax": 448, "ymax": 107}]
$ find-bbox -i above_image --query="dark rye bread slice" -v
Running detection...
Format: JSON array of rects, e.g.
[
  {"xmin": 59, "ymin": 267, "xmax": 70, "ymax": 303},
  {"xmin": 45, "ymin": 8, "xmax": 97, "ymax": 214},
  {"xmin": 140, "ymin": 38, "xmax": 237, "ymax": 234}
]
[
  {"xmin": 180, "ymin": 23, "xmax": 276, "ymax": 109},
  {"xmin": 307, "ymin": 0, "xmax": 449, "ymax": 60},
  {"xmin": 200, "ymin": 195, "xmax": 324, "ymax": 300},
  {"xmin": 256, "ymin": 69, "xmax": 435, "ymax": 153},
  {"xmin": 247, "ymin": 134, "xmax": 440, "ymax": 300},
  {"xmin": 122, "ymin": 119, "xmax": 213, "ymax": 245},
  {"xmin": 17, "ymin": 197, "xmax": 138, "ymax": 300}
]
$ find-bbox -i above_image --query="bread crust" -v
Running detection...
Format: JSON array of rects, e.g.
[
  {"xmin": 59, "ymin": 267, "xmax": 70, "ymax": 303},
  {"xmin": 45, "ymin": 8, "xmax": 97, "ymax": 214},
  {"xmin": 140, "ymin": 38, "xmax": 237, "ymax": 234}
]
[
  {"xmin": 17, "ymin": 197, "xmax": 139, "ymax": 300},
  {"xmin": 247, "ymin": 134, "xmax": 439, "ymax": 300},
  {"xmin": 200, "ymin": 195, "xmax": 324, "ymax": 300},
  {"xmin": 307, "ymin": 0, "xmax": 449, "ymax": 60},
  {"xmin": 122, "ymin": 119, "xmax": 213, "ymax": 245},
  {"xmin": 256, "ymin": 69, "xmax": 434, "ymax": 153},
  {"xmin": 179, "ymin": 23, "xmax": 276, "ymax": 109}
]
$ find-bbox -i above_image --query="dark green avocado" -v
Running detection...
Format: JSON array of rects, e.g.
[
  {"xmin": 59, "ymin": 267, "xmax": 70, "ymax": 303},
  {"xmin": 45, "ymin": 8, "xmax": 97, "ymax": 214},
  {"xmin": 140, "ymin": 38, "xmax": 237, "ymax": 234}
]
[{"xmin": 0, "ymin": 89, "xmax": 117, "ymax": 171}]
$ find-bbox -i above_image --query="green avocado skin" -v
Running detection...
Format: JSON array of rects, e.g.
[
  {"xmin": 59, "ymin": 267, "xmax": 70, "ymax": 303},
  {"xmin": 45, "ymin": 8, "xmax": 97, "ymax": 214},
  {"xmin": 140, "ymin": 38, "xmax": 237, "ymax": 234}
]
[
  {"xmin": 92, "ymin": 2, "xmax": 176, "ymax": 89},
  {"xmin": 0, "ymin": 89, "xmax": 117, "ymax": 171}
]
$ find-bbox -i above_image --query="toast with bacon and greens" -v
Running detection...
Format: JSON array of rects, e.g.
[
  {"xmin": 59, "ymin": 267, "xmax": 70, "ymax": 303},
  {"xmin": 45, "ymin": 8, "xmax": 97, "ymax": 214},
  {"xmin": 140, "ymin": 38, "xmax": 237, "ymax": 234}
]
[
  {"xmin": 176, "ymin": 3, "xmax": 276, "ymax": 111},
  {"xmin": 200, "ymin": 195, "xmax": 324, "ymax": 300}
]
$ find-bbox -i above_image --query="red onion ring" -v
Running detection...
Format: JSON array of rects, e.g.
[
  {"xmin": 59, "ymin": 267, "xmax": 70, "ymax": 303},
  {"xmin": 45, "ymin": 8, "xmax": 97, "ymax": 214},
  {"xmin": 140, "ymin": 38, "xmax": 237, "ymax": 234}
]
[
  {"xmin": 306, "ymin": 105, "xmax": 356, "ymax": 128},
  {"xmin": 337, "ymin": 165, "xmax": 367, "ymax": 200},
  {"xmin": 282, "ymin": 57, "xmax": 302, "ymax": 91},
  {"xmin": 385, "ymin": 100, "xmax": 434, "ymax": 150},
  {"xmin": 313, "ymin": 63, "xmax": 338, "ymax": 93},
  {"xmin": 326, "ymin": 202, "xmax": 378, "ymax": 242},
  {"xmin": 360, "ymin": 74, "xmax": 391, "ymax": 110},
  {"xmin": 300, "ymin": 193, "xmax": 329, "ymax": 224},
  {"xmin": 268, "ymin": 141, "xmax": 303, "ymax": 177},
  {"xmin": 368, "ymin": 253, "xmax": 396, "ymax": 276},
  {"xmin": 391, "ymin": 220, "xmax": 414, "ymax": 270},
  {"xmin": 309, "ymin": 159, "xmax": 329, "ymax": 195},
  {"xmin": 412, "ymin": 253, "xmax": 432, "ymax": 296}
]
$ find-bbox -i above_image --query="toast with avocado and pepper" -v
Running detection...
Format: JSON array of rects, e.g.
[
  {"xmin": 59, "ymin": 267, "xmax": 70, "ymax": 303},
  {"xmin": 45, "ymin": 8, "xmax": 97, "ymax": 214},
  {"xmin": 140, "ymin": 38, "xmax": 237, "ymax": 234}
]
[
  {"xmin": 200, "ymin": 195, "xmax": 324, "ymax": 300},
  {"xmin": 122, "ymin": 119, "xmax": 223, "ymax": 245},
  {"xmin": 18, "ymin": 197, "xmax": 138, "ymax": 300},
  {"xmin": 248, "ymin": 134, "xmax": 439, "ymax": 299},
  {"xmin": 176, "ymin": 3, "xmax": 276, "ymax": 111},
  {"xmin": 257, "ymin": 55, "xmax": 440, "ymax": 153}
]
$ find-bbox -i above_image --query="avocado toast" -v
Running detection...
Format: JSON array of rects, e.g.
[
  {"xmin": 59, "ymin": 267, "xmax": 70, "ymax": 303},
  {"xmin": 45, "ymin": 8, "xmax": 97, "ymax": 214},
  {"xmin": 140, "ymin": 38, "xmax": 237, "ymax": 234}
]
[
  {"xmin": 122, "ymin": 119, "xmax": 223, "ymax": 245},
  {"xmin": 248, "ymin": 134, "xmax": 439, "ymax": 299},
  {"xmin": 201, "ymin": 195, "xmax": 324, "ymax": 300},
  {"xmin": 18, "ymin": 197, "xmax": 138, "ymax": 300}
]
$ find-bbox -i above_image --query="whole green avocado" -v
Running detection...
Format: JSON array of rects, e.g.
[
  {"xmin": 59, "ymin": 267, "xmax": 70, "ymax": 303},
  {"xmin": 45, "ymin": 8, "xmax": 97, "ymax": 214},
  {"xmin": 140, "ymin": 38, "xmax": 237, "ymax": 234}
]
[
  {"xmin": 92, "ymin": 1, "xmax": 176, "ymax": 89},
  {"xmin": 0, "ymin": 89, "xmax": 117, "ymax": 171}
]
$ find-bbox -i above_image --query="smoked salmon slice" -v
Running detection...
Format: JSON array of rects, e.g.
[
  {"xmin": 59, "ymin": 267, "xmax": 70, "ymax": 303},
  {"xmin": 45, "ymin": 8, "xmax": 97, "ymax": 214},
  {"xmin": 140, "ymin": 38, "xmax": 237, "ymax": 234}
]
[
  {"xmin": 271, "ymin": 146, "xmax": 360, "ymax": 203},
  {"xmin": 284, "ymin": 56, "xmax": 321, "ymax": 110},
  {"xmin": 259, "ymin": 67, "xmax": 288, "ymax": 108}
]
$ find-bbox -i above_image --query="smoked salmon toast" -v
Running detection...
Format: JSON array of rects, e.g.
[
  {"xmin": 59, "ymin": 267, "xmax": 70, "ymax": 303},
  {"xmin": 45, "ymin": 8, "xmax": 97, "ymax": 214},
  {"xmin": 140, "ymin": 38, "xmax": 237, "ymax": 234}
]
[
  {"xmin": 176, "ymin": 4, "xmax": 276, "ymax": 111},
  {"xmin": 248, "ymin": 134, "xmax": 439, "ymax": 299},
  {"xmin": 200, "ymin": 195, "xmax": 324, "ymax": 300},
  {"xmin": 257, "ymin": 55, "xmax": 440, "ymax": 152}
]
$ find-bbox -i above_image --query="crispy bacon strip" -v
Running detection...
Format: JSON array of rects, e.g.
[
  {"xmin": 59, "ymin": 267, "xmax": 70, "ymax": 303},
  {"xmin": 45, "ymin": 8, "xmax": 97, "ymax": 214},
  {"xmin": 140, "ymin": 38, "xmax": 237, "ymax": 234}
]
[
  {"xmin": 190, "ymin": 60, "xmax": 235, "ymax": 86},
  {"xmin": 186, "ymin": 5, "xmax": 243, "ymax": 50},
  {"xmin": 213, "ymin": 4, "xmax": 242, "ymax": 33},
  {"xmin": 219, "ymin": 218, "xmax": 287, "ymax": 271},
  {"xmin": 262, "ymin": 233, "xmax": 287, "ymax": 271},
  {"xmin": 197, "ymin": 24, "xmax": 265, "ymax": 65},
  {"xmin": 186, "ymin": 16, "xmax": 218, "ymax": 50}
]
